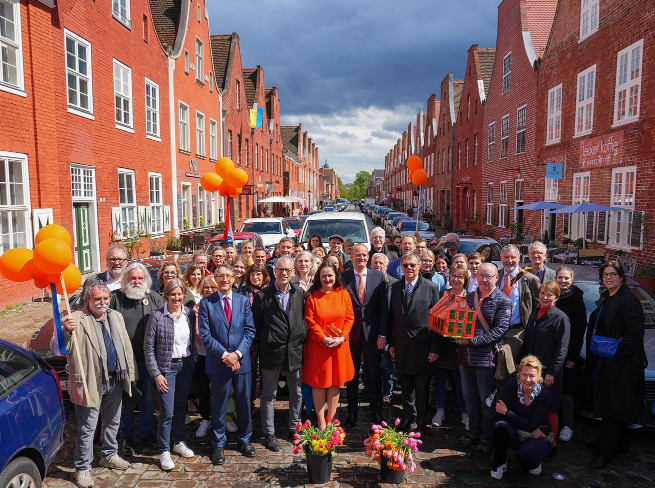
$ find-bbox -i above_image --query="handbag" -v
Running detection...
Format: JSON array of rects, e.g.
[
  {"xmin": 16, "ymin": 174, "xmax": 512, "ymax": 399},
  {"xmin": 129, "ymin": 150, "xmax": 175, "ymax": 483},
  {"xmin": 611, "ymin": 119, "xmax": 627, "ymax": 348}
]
[
  {"xmin": 516, "ymin": 429, "xmax": 554, "ymax": 444},
  {"xmin": 590, "ymin": 305, "xmax": 622, "ymax": 359}
]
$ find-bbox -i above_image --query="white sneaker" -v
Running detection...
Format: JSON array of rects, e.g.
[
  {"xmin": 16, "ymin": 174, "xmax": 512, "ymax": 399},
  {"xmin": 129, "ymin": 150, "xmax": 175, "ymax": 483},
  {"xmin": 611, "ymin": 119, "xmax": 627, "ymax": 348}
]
[
  {"xmin": 196, "ymin": 419, "xmax": 212, "ymax": 438},
  {"xmin": 159, "ymin": 451, "xmax": 175, "ymax": 471},
  {"xmin": 528, "ymin": 463, "xmax": 542, "ymax": 475},
  {"xmin": 461, "ymin": 412, "xmax": 470, "ymax": 431},
  {"xmin": 226, "ymin": 414, "xmax": 238, "ymax": 433},
  {"xmin": 173, "ymin": 441, "xmax": 194, "ymax": 458},
  {"xmin": 559, "ymin": 426, "xmax": 573, "ymax": 441},
  {"xmin": 74, "ymin": 469, "xmax": 94, "ymax": 488},
  {"xmin": 490, "ymin": 462, "xmax": 507, "ymax": 480},
  {"xmin": 432, "ymin": 409, "xmax": 445, "ymax": 426}
]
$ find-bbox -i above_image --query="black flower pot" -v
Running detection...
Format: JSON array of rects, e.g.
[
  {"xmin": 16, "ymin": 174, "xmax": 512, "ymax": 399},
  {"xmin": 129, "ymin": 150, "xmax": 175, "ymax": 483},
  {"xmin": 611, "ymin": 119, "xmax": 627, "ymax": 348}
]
[
  {"xmin": 380, "ymin": 460, "xmax": 406, "ymax": 484},
  {"xmin": 304, "ymin": 448, "xmax": 332, "ymax": 484}
]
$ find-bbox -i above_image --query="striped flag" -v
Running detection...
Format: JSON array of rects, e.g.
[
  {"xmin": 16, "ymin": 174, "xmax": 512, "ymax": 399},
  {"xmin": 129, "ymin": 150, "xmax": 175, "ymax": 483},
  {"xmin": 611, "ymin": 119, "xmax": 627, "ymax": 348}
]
[
  {"xmin": 418, "ymin": 186, "xmax": 424, "ymax": 212},
  {"xmin": 249, "ymin": 107, "xmax": 263, "ymax": 128},
  {"xmin": 50, "ymin": 284, "xmax": 68, "ymax": 357}
]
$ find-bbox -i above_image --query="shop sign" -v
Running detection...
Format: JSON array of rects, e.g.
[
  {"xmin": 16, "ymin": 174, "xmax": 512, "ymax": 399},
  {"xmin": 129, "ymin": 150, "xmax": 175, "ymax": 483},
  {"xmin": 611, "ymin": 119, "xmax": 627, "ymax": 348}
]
[{"xmin": 580, "ymin": 131, "xmax": 623, "ymax": 169}]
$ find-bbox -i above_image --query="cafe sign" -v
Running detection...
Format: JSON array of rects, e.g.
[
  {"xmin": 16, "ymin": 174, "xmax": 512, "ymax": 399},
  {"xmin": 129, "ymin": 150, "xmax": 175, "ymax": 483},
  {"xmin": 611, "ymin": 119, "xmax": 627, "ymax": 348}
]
[{"xmin": 579, "ymin": 131, "xmax": 623, "ymax": 169}]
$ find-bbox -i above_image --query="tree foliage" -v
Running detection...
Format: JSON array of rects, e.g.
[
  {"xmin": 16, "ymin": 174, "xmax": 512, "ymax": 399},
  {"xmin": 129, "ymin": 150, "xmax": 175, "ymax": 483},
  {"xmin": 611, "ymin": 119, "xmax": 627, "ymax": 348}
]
[{"xmin": 339, "ymin": 171, "xmax": 371, "ymax": 201}]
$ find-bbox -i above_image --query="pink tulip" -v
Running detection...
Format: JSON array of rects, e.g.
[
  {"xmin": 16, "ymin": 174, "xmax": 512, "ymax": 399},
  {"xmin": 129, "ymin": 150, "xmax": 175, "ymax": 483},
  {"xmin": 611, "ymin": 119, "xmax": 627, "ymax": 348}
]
[
  {"xmin": 394, "ymin": 418, "xmax": 400, "ymax": 425},
  {"xmin": 293, "ymin": 448, "xmax": 299, "ymax": 455},
  {"xmin": 381, "ymin": 421, "xmax": 388, "ymax": 427},
  {"xmin": 311, "ymin": 434, "xmax": 317, "ymax": 440}
]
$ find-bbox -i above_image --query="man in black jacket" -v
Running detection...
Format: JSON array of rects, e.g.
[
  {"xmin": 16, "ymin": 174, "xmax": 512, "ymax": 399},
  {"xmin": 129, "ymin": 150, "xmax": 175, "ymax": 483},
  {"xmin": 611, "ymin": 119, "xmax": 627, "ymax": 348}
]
[
  {"xmin": 110, "ymin": 262, "xmax": 163, "ymax": 455},
  {"xmin": 251, "ymin": 256, "xmax": 306, "ymax": 451},
  {"xmin": 84, "ymin": 244, "xmax": 129, "ymax": 292},
  {"xmin": 342, "ymin": 244, "xmax": 388, "ymax": 427},
  {"xmin": 389, "ymin": 253, "xmax": 440, "ymax": 434},
  {"xmin": 328, "ymin": 234, "xmax": 354, "ymax": 270}
]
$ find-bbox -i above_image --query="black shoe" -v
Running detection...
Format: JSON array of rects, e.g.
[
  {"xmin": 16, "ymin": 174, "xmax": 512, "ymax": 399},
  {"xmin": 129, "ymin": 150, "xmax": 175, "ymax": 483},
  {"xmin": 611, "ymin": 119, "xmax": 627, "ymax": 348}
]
[
  {"xmin": 475, "ymin": 441, "xmax": 492, "ymax": 457},
  {"xmin": 545, "ymin": 445, "xmax": 557, "ymax": 460},
  {"xmin": 212, "ymin": 447, "xmax": 225, "ymax": 465},
  {"xmin": 372, "ymin": 412, "xmax": 384, "ymax": 425},
  {"xmin": 345, "ymin": 413, "xmax": 357, "ymax": 429},
  {"xmin": 415, "ymin": 424, "xmax": 427, "ymax": 436},
  {"xmin": 264, "ymin": 434, "xmax": 280, "ymax": 452},
  {"xmin": 237, "ymin": 441, "xmax": 256, "ymax": 458},
  {"xmin": 457, "ymin": 435, "xmax": 480, "ymax": 448},
  {"xmin": 121, "ymin": 438, "xmax": 134, "ymax": 457},
  {"xmin": 590, "ymin": 454, "xmax": 611, "ymax": 469},
  {"xmin": 141, "ymin": 432, "xmax": 158, "ymax": 451},
  {"xmin": 398, "ymin": 417, "xmax": 414, "ymax": 432}
]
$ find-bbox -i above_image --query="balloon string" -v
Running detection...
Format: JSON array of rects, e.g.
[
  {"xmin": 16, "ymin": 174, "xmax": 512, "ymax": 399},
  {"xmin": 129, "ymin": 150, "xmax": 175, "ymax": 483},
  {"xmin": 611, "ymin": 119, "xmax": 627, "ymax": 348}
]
[{"xmin": 51, "ymin": 283, "xmax": 68, "ymax": 356}]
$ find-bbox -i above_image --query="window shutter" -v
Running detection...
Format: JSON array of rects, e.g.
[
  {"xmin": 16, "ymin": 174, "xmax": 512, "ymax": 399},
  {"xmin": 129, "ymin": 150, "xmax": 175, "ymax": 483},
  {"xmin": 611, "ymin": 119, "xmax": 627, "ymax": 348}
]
[
  {"xmin": 562, "ymin": 213, "xmax": 569, "ymax": 237},
  {"xmin": 111, "ymin": 207, "xmax": 123, "ymax": 239},
  {"xmin": 585, "ymin": 212, "xmax": 595, "ymax": 242},
  {"xmin": 164, "ymin": 206, "xmax": 171, "ymax": 231},
  {"xmin": 145, "ymin": 207, "xmax": 153, "ymax": 234},
  {"xmin": 630, "ymin": 211, "xmax": 643, "ymax": 249},
  {"xmin": 596, "ymin": 211, "xmax": 607, "ymax": 243},
  {"xmin": 138, "ymin": 206, "xmax": 148, "ymax": 233}
]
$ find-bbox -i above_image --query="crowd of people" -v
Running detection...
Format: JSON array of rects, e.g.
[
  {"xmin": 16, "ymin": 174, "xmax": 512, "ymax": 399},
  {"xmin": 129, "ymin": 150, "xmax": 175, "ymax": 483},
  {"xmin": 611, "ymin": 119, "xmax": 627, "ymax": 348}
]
[{"xmin": 61, "ymin": 228, "xmax": 646, "ymax": 487}]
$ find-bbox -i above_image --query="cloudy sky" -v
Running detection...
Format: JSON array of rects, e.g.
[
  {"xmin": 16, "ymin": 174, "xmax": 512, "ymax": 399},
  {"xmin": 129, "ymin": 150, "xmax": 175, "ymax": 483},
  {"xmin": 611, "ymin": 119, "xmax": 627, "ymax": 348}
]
[{"xmin": 209, "ymin": 0, "xmax": 498, "ymax": 182}]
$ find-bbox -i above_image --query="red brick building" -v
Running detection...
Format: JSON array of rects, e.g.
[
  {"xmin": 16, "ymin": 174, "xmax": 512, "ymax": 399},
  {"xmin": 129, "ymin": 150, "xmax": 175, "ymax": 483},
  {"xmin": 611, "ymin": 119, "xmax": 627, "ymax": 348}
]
[
  {"xmin": 281, "ymin": 124, "xmax": 320, "ymax": 212},
  {"xmin": 536, "ymin": 0, "xmax": 654, "ymax": 266},
  {"xmin": 421, "ymin": 95, "xmax": 441, "ymax": 217},
  {"xmin": 452, "ymin": 45, "xmax": 495, "ymax": 231},
  {"xmin": 481, "ymin": 0, "xmax": 557, "ymax": 240}
]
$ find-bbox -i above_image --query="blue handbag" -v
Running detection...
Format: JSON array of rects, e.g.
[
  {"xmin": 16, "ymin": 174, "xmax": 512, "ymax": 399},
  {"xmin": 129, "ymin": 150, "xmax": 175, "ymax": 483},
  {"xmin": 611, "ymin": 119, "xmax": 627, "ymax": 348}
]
[{"xmin": 590, "ymin": 305, "xmax": 621, "ymax": 358}]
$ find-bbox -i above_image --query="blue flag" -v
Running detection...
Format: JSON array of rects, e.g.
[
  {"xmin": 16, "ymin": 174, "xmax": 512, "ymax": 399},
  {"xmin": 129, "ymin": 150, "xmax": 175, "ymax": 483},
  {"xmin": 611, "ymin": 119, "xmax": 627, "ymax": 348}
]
[
  {"xmin": 51, "ymin": 283, "xmax": 68, "ymax": 356},
  {"xmin": 418, "ymin": 186, "xmax": 424, "ymax": 212}
]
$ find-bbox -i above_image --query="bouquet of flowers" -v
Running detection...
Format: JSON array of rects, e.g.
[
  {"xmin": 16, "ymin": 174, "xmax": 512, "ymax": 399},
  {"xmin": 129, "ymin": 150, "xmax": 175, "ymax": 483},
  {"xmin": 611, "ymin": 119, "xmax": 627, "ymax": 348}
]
[
  {"xmin": 292, "ymin": 419, "xmax": 346, "ymax": 457},
  {"xmin": 364, "ymin": 419, "xmax": 422, "ymax": 473}
]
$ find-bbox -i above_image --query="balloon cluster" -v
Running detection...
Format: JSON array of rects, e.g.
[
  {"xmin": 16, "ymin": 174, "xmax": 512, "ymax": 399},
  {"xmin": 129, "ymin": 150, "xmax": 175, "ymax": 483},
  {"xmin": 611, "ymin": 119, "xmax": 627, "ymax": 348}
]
[
  {"xmin": 0, "ymin": 224, "xmax": 82, "ymax": 294},
  {"xmin": 200, "ymin": 157, "xmax": 249, "ymax": 197},
  {"xmin": 407, "ymin": 155, "xmax": 428, "ymax": 186}
]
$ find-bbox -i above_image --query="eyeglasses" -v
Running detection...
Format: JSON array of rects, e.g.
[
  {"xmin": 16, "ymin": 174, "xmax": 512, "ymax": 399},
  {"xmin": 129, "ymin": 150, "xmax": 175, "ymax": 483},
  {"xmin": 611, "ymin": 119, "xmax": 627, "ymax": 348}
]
[
  {"xmin": 108, "ymin": 258, "xmax": 126, "ymax": 263},
  {"xmin": 602, "ymin": 272, "xmax": 619, "ymax": 278},
  {"xmin": 215, "ymin": 274, "xmax": 234, "ymax": 280},
  {"xmin": 402, "ymin": 263, "xmax": 418, "ymax": 269},
  {"xmin": 275, "ymin": 268, "xmax": 293, "ymax": 274},
  {"xmin": 478, "ymin": 274, "xmax": 496, "ymax": 281},
  {"xmin": 162, "ymin": 271, "xmax": 177, "ymax": 276}
]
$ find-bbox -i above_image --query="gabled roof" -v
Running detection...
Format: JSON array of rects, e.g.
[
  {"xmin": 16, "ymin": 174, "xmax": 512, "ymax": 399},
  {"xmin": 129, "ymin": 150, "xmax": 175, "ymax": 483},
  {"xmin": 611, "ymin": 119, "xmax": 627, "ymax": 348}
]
[
  {"xmin": 281, "ymin": 126, "xmax": 299, "ymax": 155},
  {"xmin": 149, "ymin": 0, "xmax": 182, "ymax": 51},
  {"xmin": 478, "ymin": 48, "xmax": 496, "ymax": 97},
  {"xmin": 372, "ymin": 169, "xmax": 385, "ymax": 179},
  {"xmin": 243, "ymin": 69, "xmax": 257, "ymax": 107},
  {"xmin": 522, "ymin": 0, "xmax": 557, "ymax": 58},
  {"xmin": 265, "ymin": 89, "xmax": 273, "ymax": 121},
  {"xmin": 210, "ymin": 34, "xmax": 233, "ymax": 91},
  {"xmin": 453, "ymin": 80, "xmax": 465, "ymax": 119}
]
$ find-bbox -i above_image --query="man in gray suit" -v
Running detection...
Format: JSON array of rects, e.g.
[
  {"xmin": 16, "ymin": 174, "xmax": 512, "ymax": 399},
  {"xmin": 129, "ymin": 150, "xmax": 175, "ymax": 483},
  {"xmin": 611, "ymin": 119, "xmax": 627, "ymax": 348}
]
[{"xmin": 527, "ymin": 241, "xmax": 556, "ymax": 283}]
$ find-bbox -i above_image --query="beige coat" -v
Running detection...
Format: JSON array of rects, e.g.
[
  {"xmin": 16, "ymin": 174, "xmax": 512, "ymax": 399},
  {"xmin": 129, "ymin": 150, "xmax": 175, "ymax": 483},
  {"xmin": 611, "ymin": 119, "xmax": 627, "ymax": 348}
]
[{"xmin": 64, "ymin": 308, "xmax": 135, "ymax": 407}]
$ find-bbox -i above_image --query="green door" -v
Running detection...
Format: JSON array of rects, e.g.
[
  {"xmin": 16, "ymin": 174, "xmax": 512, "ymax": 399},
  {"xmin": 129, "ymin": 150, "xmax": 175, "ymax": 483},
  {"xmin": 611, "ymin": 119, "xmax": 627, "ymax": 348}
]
[{"xmin": 74, "ymin": 204, "xmax": 93, "ymax": 273}]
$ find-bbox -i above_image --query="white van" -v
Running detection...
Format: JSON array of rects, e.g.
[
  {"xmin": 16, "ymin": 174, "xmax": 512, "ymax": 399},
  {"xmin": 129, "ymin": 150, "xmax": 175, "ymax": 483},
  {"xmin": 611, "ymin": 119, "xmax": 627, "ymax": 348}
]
[{"xmin": 300, "ymin": 212, "xmax": 371, "ymax": 251}]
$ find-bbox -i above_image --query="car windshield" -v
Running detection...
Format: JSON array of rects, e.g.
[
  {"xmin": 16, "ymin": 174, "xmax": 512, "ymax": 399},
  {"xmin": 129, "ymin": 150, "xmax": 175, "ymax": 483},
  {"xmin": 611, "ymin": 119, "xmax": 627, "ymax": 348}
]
[
  {"xmin": 323, "ymin": 207, "xmax": 336, "ymax": 212},
  {"xmin": 286, "ymin": 219, "xmax": 301, "ymax": 230},
  {"xmin": 458, "ymin": 241, "xmax": 503, "ymax": 261},
  {"xmin": 303, "ymin": 219, "xmax": 368, "ymax": 243},
  {"xmin": 576, "ymin": 282, "xmax": 655, "ymax": 328},
  {"xmin": 240, "ymin": 222, "xmax": 282, "ymax": 234},
  {"xmin": 0, "ymin": 345, "xmax": 38, "ymax": 396},
  {"xmin": 401, "ymin": 221, "xmax": 429, "ymax": 231}
]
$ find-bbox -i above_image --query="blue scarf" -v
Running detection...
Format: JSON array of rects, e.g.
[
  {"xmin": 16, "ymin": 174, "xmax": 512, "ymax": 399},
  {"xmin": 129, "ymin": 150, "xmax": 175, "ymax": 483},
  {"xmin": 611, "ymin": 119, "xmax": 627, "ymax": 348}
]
[{"xmin": 517, "ymin": 382, "xmax": 541, "ymax": 405}]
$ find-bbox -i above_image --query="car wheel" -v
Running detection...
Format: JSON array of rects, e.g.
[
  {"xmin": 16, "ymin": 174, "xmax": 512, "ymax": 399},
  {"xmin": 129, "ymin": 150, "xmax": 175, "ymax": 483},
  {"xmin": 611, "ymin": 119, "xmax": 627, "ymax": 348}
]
[{"xmin": 0, "ymin": 457, "xmax": 42, "ymax": 488}]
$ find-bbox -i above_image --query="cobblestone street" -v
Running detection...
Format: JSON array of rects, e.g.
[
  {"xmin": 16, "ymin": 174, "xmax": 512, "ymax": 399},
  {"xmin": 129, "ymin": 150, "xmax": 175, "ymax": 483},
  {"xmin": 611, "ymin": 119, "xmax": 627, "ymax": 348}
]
[{"xmin": 43, "ymin": 389, "xmax": 654, "ymax": 488}]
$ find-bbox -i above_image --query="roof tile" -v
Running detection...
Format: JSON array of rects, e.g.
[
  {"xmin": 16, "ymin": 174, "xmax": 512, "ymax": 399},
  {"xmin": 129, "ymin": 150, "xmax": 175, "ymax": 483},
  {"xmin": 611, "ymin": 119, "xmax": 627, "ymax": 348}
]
[
  {"xmin": 149, "ymin": 0, "xmax": 182, "ymax": 51},
  {"xmin": 242, "ymin": 69, "xmax": 257, "ymax": 107},
  {"xmin": 210, "ymin": 34, "xmax": 232, "ymax": 91},
  {"xmin": 280, "ymin": 126, "xmax": 299, "ymax": 155}
]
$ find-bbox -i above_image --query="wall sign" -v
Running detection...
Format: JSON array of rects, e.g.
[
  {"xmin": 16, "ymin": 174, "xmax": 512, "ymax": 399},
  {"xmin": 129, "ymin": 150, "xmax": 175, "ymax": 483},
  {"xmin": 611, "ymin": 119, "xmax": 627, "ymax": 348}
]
[
  {"xmin": 192, "ymin": 194, "xmax": 197, "ymax": 227},
  {"xmin": 546, "ymin": 163, "xmax": 562, "ymax": 179},
  {"xmin": 177, "ymin": 194, "xmax": 182, "ymax": 230},
  {"xmin": 580, "ymin": 131, "xmax": 624, "ymax": 169}
]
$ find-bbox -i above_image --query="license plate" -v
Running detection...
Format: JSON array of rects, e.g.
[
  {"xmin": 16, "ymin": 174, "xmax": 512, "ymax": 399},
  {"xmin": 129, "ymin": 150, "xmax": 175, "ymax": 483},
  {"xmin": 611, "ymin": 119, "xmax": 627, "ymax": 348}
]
[{"xmin": 60, "ymin": 380, "xmax": 69, "ymax": 392}]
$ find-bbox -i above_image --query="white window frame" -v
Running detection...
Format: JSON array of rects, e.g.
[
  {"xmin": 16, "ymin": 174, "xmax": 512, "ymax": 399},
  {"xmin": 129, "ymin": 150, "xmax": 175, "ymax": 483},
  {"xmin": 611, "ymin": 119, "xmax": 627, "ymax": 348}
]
[
  {"xmin": 500, "ymin": 115, "xmax": 509, "ymax": 158},
  {"xmin": 196, "ymin": 110, "xmax": 205, "ymax": 157},
  {"xmin": 209, "ymin": 118, "xmax": 217, "ymax": 160},
  {"xmin": 516, "ymin": 105, "xmax": 526, "ymax": 154},
  {"xmin": 113, "ymin": 59, "xmax": 133, "ymax": 132},
  {"xmin": 465, "ymin": 139, "xmax": 469, "ymax": 169},
  {"xmin": 546, "ymin": 84, "xmax": 562, "ymax": 144},
  {"xmin": 571, "ymin": 172, "xmax": 590, "ymax": 240},
  {"xmin": 145, "ymin": 78, "xmax": 160, "ymax": 140},
  {"xmin": 236, "ymin": 80, "xmax": 241, "ymax": 111},
  {"xmin": 0, "ymin": 0, "xmax": 25, "ymax": 96},
  {"xmin": 227, "ymin": 130, "xmax": 232, "ymax": 159},
  {"xmin": 198, "ymin": 185, "xmax": 206, "ymax": 226},
  {"xmin": 0, "ymin": 150, "xmax": 31, "ymax": 252},
  {"xmin": 64, "ymin": 30, "xmax": 94, "ymax": 119},
  {"xmin": 499, "ymin": 181, "xmax": 508, "ymax": 228},
  {"xmin": 184, "ymin": 50, "xmax": 189, "ymax": 74},
  {"xmin": 181, "ymin": 183, "xmax": 191, "ymax": 229},
  {"xmin": 609, "ymin": 166, "xmax": 637, "ymax": 249},
  {"xmin": 179, "ymin": 102, "xmax": 189, "ymax": 152},
  {"xmin": 118, "ymin": 168, "xmax": 137, "ymax": 235},
  {"xmin": 488, "ymin": 123, "xmax": 495, "ymax": 162},
  {"xmin": 457, "ymin": 143, "xmax": 461, "ymax": 171},
  {"xmin": 148, "ymin": 172, "xmax": 163, "ymax": 236},
  {"xmin": 579, "ymin": 0, "xmax": 599, "ymax": 42},
  {"xmin": 575, "ymin": 65, "xmax": 596, "ymax": 137},
  {"xmin": 502, "ymin": 52, "xmax": 511, "ymax": 94},
  {"xmin": 545, "ymin": 178, "xmax": 558, "ymax": 202},
  {"xmin": 195, "ymin": 37, "xmax": 203, "ymax": 84},
  {"xmin": 71, "ymin": 164, "xmax": 95, "ymax": 200},
  {"xmin": 112, "ymin": 0, "xmax": 131, "ymax": 28},
  {"xmin": 613, "ymin": 39, "xmax": 643, "ymax": 126},
  {"xmin": 474, "ymin": 134, "xmax": 478, "ymax": 166},
  {"xmin": 486, "ymin": 183, "xmax": 494, "ymax": 225}
]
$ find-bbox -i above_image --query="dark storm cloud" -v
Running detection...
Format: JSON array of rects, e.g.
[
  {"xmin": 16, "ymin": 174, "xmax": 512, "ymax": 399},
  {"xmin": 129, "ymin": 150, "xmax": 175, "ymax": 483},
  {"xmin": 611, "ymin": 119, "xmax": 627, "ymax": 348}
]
[{"xmin": 371, "ymin": 130, "xmax": 398, "ymax": 141}]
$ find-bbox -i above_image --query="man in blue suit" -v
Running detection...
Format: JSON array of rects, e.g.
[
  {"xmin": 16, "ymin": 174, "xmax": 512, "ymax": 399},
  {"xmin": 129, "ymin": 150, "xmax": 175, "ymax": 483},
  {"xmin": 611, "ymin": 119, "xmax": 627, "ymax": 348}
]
[
  {"xmin": 341, "ymin": 243, "xmax": 388, "ymax": 428},
  {"xmin": 198, "ymin": 263, "xmax": 256, "ymax": 464}
]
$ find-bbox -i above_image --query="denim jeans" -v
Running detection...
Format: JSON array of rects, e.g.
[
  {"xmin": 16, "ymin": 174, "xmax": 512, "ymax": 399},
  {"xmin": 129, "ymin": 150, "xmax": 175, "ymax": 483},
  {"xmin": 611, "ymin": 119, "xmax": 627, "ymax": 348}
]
[
  {"xmin": 120, "ymin": 361, "xmax": 155, "ymax": 440},
  {"xmin": 434, "ymin": 367, "xmax": 467, "ymax": 413},
  {"xmin": 459, "ymin": 364, "xmax": 496, "ymax": 443},
  {"xmin": 381, "ymin": 344, "xmax": 394, "ymax": 397},
  {"xmin": 156, "ymin": 356, "xmax": 195, "ymax": 452},
  {"xmin": 492, "ymin": 421, "xmax": 552, "ymax": 472}
]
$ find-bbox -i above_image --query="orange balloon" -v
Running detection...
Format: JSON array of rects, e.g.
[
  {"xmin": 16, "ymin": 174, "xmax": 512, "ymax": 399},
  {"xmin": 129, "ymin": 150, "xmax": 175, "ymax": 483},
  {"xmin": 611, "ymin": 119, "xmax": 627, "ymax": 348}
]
[
  {"xmin": 31, "ymin": 266, "xmax": 61, "ymax": 285},
  {"xmin": 412, "ymin": 169, "xmax": 429, "ymax": 186},
  {"xmin": 407, "ymin": 155, "xmax": 422, "ymax": 171},
  {"xmin": 200, "ymin": 172, "xmax": 223, "ymax": 192},
  {"xmin": 226, "ymin": 168, "xmax": 249, "ymax": 188},
  {"xmin": 33, "ymin": 276, "xmax": 50, "ymax": 289},
  {"xmin": 409, "ymin": 169, "xmax": 416, "ymax": 180},
  {"xmin": 33, "ymin": 238, "xmax": 72, "ymax": 275},
  {"xmin": 55, "ymin": 263, "xmax": 83, "ymax": 295},
  {"xmin": 0, "ymin": 248, "xmax": 34, "ymax": 282},
  {"xmin": 215, "ymin": 157, "xmax": 235, "ymax": 178},
  {"xmin": 228, "ymin": 187, "xmax": 242, "ymax": 197},
  {"xmin": 219, "ymin": 181, "xmax": 230, "ymax": 197},
  {"xmin": 35, "ymin": 224, "xmax": 72, "ymax": 247}
]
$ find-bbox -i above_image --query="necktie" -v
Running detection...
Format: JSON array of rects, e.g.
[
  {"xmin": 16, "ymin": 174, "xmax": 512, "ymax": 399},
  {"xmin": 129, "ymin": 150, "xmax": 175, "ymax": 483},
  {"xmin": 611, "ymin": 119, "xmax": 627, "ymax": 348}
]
[
  {"xmin": 99, "ymin": 319, "xmax": 117, "ymax": 373},
  {"xmin": 503, "ymin": 274, "xmax": 513, "ymax": 296},
  {"xmin": 223, "ymin": 296, "xmax": 232, "ymax": 326},
  {"xmin": 405, "ymin": 283, "xmax": 412, "ymax": 304},
  {"xmin": 357, "ymin": 272, "xmax": 366, "ymax": 303}
]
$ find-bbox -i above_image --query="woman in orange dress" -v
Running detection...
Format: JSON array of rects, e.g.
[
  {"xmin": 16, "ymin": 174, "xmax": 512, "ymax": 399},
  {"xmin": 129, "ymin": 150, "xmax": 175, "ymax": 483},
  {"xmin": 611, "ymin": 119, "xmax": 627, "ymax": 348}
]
[{"xmin": 303, "ymin": 261, "xmax": 355, "ymax": 430}]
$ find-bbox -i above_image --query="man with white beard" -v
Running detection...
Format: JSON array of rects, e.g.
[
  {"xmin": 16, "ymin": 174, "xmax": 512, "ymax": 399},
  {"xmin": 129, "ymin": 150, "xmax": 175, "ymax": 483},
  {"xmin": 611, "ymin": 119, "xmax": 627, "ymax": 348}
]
[{"xmin": 110, "ymin": 263, "xmax": 163, "ymax": 456}]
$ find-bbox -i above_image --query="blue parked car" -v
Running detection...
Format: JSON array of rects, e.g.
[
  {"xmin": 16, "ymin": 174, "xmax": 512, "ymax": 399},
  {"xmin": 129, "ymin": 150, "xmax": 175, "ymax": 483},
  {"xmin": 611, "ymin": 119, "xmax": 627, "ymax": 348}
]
[{"xmin": 0, "ymin": 339, "xmax": 65, "ymax": 488}]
